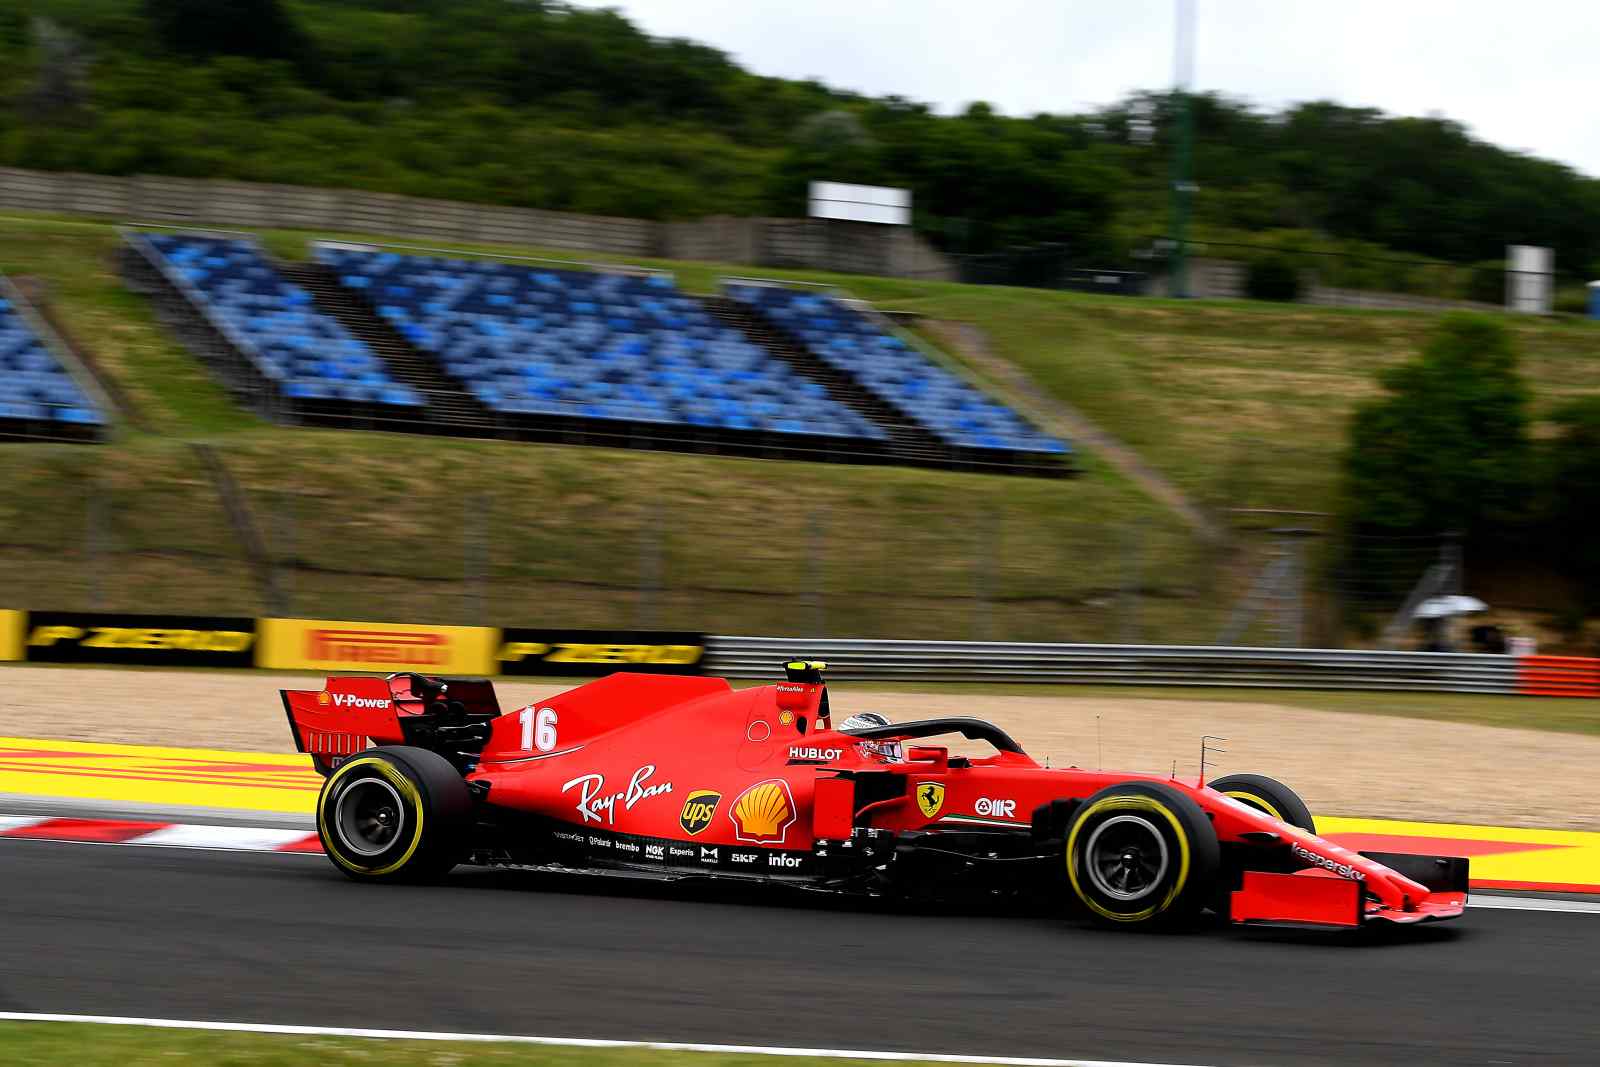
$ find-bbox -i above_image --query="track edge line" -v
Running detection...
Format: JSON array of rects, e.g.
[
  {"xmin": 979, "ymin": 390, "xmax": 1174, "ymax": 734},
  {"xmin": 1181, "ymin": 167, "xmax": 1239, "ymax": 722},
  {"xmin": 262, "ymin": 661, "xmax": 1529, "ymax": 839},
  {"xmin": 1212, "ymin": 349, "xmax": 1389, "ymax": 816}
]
[{"xmin": 0, "ymin": 1011, "xmax": 1219, "ymax": 1067}]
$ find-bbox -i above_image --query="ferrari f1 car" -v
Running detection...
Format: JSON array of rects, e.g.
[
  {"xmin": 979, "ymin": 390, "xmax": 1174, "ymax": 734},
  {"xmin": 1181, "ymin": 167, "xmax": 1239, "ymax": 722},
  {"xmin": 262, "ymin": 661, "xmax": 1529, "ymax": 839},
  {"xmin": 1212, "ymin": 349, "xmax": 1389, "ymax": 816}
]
[{"xmin": 282, "ymin": 661, "xmax": 1467, "ymax": 929}]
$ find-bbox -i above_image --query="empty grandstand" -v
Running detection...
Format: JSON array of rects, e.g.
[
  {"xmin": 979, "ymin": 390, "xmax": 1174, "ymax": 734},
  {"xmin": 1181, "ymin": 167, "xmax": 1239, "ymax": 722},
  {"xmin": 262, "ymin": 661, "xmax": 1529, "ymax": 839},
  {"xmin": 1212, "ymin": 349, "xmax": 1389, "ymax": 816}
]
[
  {"xmin": 0, "ymin": 273, "xmax": 105, "ymax": 441},
  {"xmin": 122, "ymin": 232, "xmax": 423, "ymax": 426},
  {"xmin": 120, "ymin": 230, "xmax": 1068, "ymax": 475},
  {"xmin": 314, "ymin": 246, "xmax": 888, "ymax": 458},
  {"xmin": 725, "ymin": 283, "xmax": 1068, "ymax": 464}
]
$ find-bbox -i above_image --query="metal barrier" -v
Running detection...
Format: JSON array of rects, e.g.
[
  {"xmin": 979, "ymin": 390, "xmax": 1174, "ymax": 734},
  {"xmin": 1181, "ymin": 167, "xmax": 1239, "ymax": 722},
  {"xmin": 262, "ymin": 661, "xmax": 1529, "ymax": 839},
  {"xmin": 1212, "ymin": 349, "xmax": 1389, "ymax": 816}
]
[
  {"xmin": 705, "ymin": 637, "xmax": 1523, "ymax": 694},
  {"xmin": 1518, "ymin": 656, "xmax": 1600, "ymax": 698}
]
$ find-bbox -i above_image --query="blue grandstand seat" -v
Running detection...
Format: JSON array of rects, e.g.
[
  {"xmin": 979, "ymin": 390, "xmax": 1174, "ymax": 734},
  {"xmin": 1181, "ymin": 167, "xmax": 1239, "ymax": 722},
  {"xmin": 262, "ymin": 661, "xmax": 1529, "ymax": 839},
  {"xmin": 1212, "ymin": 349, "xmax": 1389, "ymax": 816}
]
[
  {"xmin": 314, "ymin": 247, "xmax": 885, "ymax": 444},
  {"xmin": 0, "ymin": 285, "xmax": 106, "ymax": 431},
  {"xmin": 139, "ymin": 234, "xmax": 421, "ymax": 414},
  {"xmin": 723, "ymin": 284, "xmax": 1068, "ymax": 456}
]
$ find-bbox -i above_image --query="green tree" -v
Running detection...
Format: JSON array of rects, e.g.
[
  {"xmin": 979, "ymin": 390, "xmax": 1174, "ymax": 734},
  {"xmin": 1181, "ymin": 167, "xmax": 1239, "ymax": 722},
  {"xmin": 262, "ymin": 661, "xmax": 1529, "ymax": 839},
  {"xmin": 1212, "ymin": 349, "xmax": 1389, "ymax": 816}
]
[
  {"xmin": 1543, "ymin": 398, "xmax": 1600, "ymax": 611},
  {"xmin": 22, "ymin": 17, "xmax": 92, "ymax": 120},
  {"xmin": 1341, "ymin": 314, "xmax": 1531, "ymax": 539},
  {"xmin": 143, "ymin": 0, "xmax": 313, "ymax": 65},
  {"xmin": 10, "ymin": 0, "xmax": 1600, "ymax": 271}
]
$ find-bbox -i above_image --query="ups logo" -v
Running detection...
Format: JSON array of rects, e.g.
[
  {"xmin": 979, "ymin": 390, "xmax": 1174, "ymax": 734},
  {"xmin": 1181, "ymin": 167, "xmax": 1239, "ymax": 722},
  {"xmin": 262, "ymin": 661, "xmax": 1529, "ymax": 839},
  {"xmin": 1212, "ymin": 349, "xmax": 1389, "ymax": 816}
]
[{"xmin": 679, "ymin": 790, "xmax": 721, "ymax": 836}]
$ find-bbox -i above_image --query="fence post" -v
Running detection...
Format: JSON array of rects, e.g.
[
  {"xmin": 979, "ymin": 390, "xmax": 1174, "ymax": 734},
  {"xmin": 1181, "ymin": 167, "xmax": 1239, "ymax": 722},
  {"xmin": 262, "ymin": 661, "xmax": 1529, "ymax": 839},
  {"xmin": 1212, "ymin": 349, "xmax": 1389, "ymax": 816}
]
[
  {"xmin": 1121, "ymin": 519, "xmax": 1145, "ymax": 645},
  {"xmin": 973, "ymin": 509, "xmax": 996, "ymax": 642},
  {"xmin": 274, "ymin": 489, "xmax": 296, "ymax": 617},
  {"xmin": 637, "ymin": 498, "xmax": 662, "ymax": 629},
  {"xmin": 1269, "ymin": 526, "xmax": 1321, "ymax": 647},
  {"xmin": 464, "ymin": 492, "xmax": 489, "ymax": 626},
  {"xmin": 84, "ymin": 467, "xmax": 103, "ymax": 611},
  {"xmin": 1282, "ymin": 531, "xmax": 1302, "ymax": 647},
  {"xmin": 807, "ymin": 508, "xmax": 825, "ymax": 636},
  {"xmin": 1444, "ymin": 531, "xmax": 1464, "ymax": 597}
]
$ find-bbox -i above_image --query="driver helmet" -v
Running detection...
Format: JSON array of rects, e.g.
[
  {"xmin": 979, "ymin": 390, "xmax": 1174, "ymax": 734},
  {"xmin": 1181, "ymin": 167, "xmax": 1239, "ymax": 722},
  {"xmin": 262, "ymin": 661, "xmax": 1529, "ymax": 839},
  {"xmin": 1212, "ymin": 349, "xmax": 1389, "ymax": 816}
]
[{"xmin": 839, "ymin": 711, "xmax": 890, "ymax": 732}]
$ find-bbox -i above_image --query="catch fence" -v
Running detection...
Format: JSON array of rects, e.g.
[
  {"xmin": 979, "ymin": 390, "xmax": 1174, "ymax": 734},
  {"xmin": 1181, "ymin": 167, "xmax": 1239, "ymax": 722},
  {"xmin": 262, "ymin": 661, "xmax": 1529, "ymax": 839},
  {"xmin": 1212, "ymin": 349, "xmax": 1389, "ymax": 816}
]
[
  {"xmin": 704, "ymin": 636, "xmax": 1523, "ymax": 693},
  {"xmin": 0, "ymin": 439, "xmax": 1495, "ymax": 654},
  {"xmin": 0, "ymin": 437, "xmax": 1224, "ymax": 645},
  {"xmin": 1148, "ymin": 238, "xmax": 1587, "ymax": 313}
]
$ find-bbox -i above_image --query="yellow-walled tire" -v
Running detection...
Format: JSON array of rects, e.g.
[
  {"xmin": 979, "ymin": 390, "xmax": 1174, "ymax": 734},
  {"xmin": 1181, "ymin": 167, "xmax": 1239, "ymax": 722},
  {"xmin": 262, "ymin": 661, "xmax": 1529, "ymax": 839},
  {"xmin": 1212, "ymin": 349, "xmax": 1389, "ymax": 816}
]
[
  {"xmin": 317, "ymin": 747, "xmax": 471, "ymax": 883},
  {"xmin": 1065, "ymin": 781, "xmax": 1219, "ymax": 928},
  {"xmin": 1207, "ymin": 773, "xmax": 1315, "ymax": 834}
]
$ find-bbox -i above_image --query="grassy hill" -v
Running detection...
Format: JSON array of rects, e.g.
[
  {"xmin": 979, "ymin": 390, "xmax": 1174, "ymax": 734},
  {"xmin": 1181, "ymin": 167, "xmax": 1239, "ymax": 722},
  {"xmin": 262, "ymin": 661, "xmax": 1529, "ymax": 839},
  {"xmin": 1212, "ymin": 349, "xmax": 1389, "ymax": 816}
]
[{"xmin": 2, "ymin": 212, "xmax": 1598, "ymax": 643}]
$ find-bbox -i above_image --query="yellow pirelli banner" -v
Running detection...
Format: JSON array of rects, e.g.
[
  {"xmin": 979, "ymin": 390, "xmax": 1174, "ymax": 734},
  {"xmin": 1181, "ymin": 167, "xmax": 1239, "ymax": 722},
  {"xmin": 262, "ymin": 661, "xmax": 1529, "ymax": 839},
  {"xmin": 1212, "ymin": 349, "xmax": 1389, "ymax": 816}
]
[
  {"xmin": 256, "ymin": 618, "xmax": 497, "ymax": 675},
  {"xmin": 0, "ymin": 609, "xmax": 22, "ymax": 662}
]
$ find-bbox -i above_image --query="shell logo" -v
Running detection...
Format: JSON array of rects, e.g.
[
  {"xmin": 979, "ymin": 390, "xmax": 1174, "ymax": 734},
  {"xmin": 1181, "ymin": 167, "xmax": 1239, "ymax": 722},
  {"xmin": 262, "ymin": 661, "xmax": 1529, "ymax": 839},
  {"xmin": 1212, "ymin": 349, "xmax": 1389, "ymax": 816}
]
[
  {"xmin": 730, "ymin": 779, "xmax": 797, "ymax": 844},
  {"xmin": 316, "ymin": 691, "xmax": 331, "ymax": 706}
]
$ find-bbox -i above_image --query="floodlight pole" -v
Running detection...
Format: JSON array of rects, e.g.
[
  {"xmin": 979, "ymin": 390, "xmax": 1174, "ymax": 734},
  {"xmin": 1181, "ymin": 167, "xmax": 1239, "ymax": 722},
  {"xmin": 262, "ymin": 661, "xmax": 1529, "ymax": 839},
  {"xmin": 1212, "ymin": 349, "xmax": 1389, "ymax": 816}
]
[{"xmin": 1169, "ymin": 0, "xmax": 1196, "ymax": 298}]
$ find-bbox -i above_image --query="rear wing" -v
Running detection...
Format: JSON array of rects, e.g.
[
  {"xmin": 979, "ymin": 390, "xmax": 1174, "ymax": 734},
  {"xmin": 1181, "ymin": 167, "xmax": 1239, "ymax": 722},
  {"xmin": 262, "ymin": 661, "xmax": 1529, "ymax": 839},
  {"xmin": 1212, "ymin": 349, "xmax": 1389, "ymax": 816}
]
[{"xmin": 282, "ymin": 673, "xmax": 501, "ymax": 775}]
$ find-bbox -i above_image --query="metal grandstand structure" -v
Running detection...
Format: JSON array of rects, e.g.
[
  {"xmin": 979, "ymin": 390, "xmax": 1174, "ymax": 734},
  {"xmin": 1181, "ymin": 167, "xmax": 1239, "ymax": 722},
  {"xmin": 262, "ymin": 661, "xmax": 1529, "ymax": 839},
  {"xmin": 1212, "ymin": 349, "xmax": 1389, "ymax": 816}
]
[
  {"xmin": 0, "ymin": 272, "xmax": 110, "ymax": 443},
  {"xmin": 118, "ymin": 229, "xmax": 1072, "ymax": 477}
]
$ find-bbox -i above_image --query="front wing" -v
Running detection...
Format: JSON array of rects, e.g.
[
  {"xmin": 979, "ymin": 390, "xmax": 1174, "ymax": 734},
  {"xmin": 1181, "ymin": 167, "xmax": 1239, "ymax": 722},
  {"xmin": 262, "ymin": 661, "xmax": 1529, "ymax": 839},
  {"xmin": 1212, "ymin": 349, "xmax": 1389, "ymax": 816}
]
[{"xmin": 1230, "ymin": 850, "xmax": 1469, "ymax": 927}]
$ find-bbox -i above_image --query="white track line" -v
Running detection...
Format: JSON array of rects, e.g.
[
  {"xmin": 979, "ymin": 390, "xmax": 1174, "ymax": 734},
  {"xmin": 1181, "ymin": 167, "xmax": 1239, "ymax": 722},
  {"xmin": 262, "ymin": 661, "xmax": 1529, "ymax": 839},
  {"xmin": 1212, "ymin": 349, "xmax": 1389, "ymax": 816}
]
[
  {"xmin": 0, "ymin": 815, "xmax": 46, "ymax": 832},
  {"xmin": 0, "ymin": 793, "xmax": 313, "ymax": 828},
  {"xmin": 0, "ymin": 834, "xmax": 324, "ymax": 856},
  {"xmin": 1468, "ymin": 895, "xmax": 1600, "ymax": 914},
  {"xmin": 128, "ymin": 825, "xmax": 313, "ymax": 851},
  {"xmin": 0, "ymin": 1013, "xmax": 1215, "ymax": 1067}
]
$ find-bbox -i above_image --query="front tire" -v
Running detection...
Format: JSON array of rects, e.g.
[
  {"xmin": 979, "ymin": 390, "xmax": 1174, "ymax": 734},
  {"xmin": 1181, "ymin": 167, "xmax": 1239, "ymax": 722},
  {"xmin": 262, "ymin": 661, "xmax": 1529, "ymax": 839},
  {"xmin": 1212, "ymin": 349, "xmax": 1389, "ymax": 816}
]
[
  {"xmin": 1064, "ymin": 781, "xmax": 1219, "ymax": 927},
  {"xmin": 317, "ymin": 747, "xmax": 471, "ymax": 882},
  {"xmin": 1206, "ymin": 773, "xmax": 1315, "ymax": 833}
]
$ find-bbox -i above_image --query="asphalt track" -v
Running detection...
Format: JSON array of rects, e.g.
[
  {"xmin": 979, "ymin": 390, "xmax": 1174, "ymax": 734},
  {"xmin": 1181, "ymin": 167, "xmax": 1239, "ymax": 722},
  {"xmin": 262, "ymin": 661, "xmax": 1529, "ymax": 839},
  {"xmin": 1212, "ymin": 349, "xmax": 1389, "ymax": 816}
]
[{"xmin": 2, "ymin": 839, "xmax": 1597, "ymax": 1066}]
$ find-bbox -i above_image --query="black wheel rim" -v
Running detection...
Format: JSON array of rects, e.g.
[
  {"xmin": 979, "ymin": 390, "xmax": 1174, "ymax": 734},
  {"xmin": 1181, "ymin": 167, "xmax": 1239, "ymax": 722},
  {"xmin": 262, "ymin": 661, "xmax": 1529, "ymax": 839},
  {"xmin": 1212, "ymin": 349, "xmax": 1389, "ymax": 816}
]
[
  {"xmin": 334, "ymin": 777, "xmax": 405, "ymax": 857},
  {"xmin": 1084, "ymin": 814, "xmax": 1170, "ymax": 901}
]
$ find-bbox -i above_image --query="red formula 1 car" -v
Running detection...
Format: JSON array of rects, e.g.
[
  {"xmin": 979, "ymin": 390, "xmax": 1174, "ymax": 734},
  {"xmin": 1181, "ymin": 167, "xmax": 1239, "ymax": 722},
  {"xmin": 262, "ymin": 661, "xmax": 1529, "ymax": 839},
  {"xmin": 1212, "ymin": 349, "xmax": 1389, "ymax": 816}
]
[{"xmin": 282, "ymin": 661, "xmax": 1467, "ymax": 930}]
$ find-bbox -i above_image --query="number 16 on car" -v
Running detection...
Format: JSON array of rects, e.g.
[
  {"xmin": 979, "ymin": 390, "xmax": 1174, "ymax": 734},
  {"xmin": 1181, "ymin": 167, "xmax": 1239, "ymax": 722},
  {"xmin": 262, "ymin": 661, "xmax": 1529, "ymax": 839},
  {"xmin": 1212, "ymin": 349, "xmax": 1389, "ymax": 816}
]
[{"xmin": 519, "ymin": 707, "xmax": 558, "ymax": 752}]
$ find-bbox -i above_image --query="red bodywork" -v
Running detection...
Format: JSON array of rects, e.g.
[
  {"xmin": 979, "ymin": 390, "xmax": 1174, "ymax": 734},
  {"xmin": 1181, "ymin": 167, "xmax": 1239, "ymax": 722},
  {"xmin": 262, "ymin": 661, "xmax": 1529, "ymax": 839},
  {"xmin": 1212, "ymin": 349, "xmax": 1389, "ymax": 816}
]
[{"xmin": 283, "ymin": 670, "xmax": 1467, "ymax": 928}]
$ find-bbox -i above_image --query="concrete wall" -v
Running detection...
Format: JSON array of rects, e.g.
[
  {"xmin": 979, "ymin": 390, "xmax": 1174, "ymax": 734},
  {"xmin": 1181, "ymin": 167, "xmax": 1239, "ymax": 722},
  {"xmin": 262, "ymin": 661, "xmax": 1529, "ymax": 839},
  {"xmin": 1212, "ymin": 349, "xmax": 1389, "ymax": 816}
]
[
  {"xmin": 1152, "ymin": 255, "xmax": 1503, "ymax": 311},
  {"xmin": 1147, "ymin": 257, "xmax": 1248, "ymax": 299},
  {"xmin": 0, "ymin": 167, "xmax": 954, "ymax": 279},
  {"xmin": 1301, "ymin": 285, "xmax": 1500, "ymax": 312},
  {"xmin": 661, "ymin": 214, "xmax": 955, "ymax": 280}
]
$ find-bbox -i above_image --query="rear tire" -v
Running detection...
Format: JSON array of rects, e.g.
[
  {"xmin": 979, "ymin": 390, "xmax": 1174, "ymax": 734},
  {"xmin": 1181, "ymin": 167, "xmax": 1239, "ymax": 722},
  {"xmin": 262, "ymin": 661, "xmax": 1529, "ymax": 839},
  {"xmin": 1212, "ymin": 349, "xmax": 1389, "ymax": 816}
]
[
  {"xmin": 1206, "ymin": 773, "xmax": 1315, "ymax": 833},
  {"xmin": 1064, "ymin": 781, "xmax": 1218, "ymax": 928},
  {"xmin": 317, "ymin": 746, "xmax": 471, "ymax": 882}
]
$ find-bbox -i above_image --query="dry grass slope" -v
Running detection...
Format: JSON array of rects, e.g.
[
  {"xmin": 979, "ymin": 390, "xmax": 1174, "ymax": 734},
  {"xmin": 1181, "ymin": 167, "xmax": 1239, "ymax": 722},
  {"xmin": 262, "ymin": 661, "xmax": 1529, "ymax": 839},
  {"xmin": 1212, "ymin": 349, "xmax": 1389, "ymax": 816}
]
[{"xmin": 2, "ymin": 212, "xmax": 1598, "ymax": 640}]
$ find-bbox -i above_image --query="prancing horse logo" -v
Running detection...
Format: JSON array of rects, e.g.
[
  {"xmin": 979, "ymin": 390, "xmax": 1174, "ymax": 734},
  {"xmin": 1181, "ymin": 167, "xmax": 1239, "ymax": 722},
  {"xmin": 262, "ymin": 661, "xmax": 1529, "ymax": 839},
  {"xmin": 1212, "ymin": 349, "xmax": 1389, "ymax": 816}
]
[{"xmin": 916, "ymin": 781, "xmax": 945, "ymax": 819}]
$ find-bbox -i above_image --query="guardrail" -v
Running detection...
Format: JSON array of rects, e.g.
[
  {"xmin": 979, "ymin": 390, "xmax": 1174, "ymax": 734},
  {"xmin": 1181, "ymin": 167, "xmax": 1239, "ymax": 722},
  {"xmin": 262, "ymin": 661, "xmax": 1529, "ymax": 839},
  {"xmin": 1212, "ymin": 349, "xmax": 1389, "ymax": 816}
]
[
  {"xmin": 3, "ymin": 608, "xmax": 1585, "ymax": 697},
  {"xmin": 705, "ymin": 637, "xmax": 1525, "ymax": 694},
  {"xmin": 1518, "ymin": 656, "xmax": 1600, "ymax": 698}
]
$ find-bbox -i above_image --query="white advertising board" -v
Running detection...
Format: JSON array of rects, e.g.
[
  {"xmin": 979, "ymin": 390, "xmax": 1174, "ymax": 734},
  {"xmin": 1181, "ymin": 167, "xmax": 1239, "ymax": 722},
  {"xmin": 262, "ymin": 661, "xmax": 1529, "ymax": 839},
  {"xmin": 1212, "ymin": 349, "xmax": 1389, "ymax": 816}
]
[
  {"xmin": 808, "ymin": 182, "xmax": 911, "ymax": 226},
  {"xmin": 1506, "ymin": 245, "xmax": 1553, "ymax": 314}
]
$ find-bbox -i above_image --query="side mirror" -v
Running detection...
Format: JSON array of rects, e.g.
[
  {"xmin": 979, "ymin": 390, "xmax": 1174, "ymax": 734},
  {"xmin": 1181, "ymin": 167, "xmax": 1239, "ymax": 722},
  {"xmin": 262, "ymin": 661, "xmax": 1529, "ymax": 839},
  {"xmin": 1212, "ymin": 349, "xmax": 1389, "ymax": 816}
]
[{"xmin": 906, "ymin": 745, "xmax": 948, "ymax": 770}]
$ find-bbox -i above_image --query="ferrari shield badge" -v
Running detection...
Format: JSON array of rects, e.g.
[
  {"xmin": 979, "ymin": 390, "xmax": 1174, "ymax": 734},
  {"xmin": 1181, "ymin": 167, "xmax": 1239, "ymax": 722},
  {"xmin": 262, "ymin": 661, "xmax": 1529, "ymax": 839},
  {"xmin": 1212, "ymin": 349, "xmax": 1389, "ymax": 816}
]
[{"xmin": 916, "ymin": 781, "xmax": 946, "ymax": 819}]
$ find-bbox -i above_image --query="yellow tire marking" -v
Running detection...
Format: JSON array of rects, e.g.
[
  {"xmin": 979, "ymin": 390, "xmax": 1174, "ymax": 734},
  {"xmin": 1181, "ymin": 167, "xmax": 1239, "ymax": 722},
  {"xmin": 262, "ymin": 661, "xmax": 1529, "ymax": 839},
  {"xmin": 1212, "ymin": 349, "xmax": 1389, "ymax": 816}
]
[
  {"xmin": 1223, "ymin": 789, "xmax": 1286, "ymax": 823},
  {"xmin": 318, "ymin": 756, "xmax": 426, "ymax": 878},
  {"xmin": 1066, "ymin": 794, "xmax": 1193, "ymax": 923}
]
